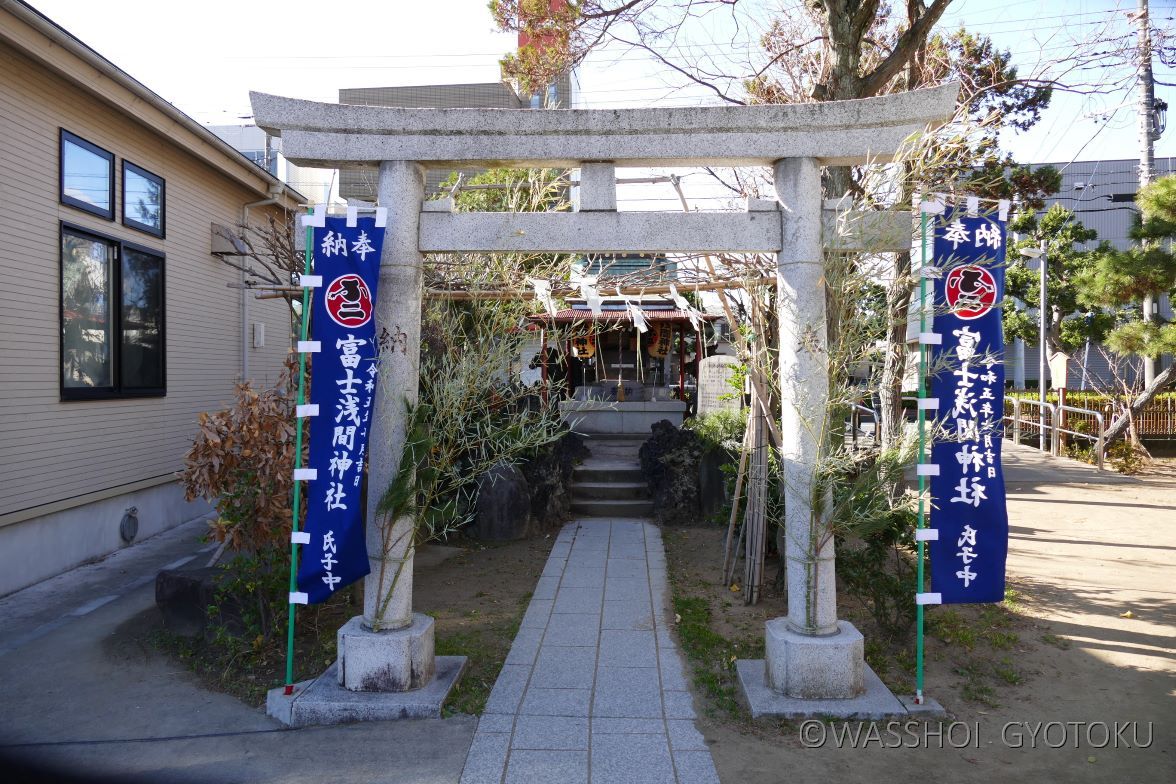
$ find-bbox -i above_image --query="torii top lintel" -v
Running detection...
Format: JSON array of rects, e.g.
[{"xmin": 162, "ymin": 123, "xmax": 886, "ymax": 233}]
[{"xmin": 250, "ymin": 83, "xmax": 959, "ymax": 171}]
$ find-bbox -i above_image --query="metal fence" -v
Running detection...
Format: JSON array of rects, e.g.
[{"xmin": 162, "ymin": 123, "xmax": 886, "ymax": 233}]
[{"xmin": 1003, "ymin": 398, "xmax": 1105, "ymax": 470}]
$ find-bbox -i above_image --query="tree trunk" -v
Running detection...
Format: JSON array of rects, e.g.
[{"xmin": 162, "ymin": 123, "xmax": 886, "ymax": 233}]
[
  {"xmin": 1102, "ymin": 362, "xmax": 1176, "ymax": 448},
  {"xmin": 879, "ymin": 251, "xmax": 914, "ymax": 451}
]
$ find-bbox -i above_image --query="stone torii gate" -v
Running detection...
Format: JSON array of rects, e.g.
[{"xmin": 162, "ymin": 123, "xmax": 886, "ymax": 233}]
[{"xmin": 253, "ymin": 83, "xmax": 958, "ymax": 722}]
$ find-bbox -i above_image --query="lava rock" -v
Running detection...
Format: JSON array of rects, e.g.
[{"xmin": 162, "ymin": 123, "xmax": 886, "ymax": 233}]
[
  {"xmin": 521, "ymin": 432, "xmax": 590, "ymax": 529},
  {"xmin": 639, "ymin": 420, "xmax": 704, "ymax": 525},
  {"xmin": 474, "ymin": 462, "xmax": 533, "ymax": 541}
]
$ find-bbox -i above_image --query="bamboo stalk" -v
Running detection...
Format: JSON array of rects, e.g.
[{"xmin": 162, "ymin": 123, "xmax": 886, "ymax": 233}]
[{"xmin": 720, "ymin": 424, "xmax": 753, "ymax": 582}]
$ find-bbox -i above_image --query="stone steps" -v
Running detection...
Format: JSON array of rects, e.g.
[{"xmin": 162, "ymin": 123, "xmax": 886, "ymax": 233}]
[
  {"xmin": 569, "ymin": 437, "xmax": 652, "ymax": 519},
  {"xmin": 571, "ymin": 481, "xmax": 649, "ymax": 500},
  {"xmin": 572, "ymin": 463, "xmax": 644, "ymax": 484},
  {"xmin": 570, "ymin": 497, "xmax": 655, "ymax": 518}
]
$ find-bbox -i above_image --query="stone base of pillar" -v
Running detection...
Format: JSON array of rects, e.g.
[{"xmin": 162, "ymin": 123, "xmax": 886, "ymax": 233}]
[
  {"xmin": 338, "ymin": 613, "xmax": 436, "ymax": 692},
  {"xmin": 764, "ymin": 618, "xmax": 864, "ymax": 699},
  {"xmin": 265, "ymin": 656, "xmax": 466, "ymax": 727}
]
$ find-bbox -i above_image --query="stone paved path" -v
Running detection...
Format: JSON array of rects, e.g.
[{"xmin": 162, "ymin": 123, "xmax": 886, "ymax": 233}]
[{"xmin": 459, "ymin": 518, "xmax": 720, "ymax": 784}]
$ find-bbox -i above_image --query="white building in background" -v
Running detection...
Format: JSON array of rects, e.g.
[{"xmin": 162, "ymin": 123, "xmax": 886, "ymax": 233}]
[
  {"xmin": 1013, "ymin": 158, "xmax": 1176, "ymax": 391},
  {"xmin": 208, "ymin": 124, "xmax": 342, "ymax": 206}
]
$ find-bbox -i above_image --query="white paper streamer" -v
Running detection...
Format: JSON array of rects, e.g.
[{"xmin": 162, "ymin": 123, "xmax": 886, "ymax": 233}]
[
  {"xmin": 528, "ymin": 277, "xmax": 556, "ymax": 316},
  {"xmin": 586, "ymin": 293, "xmax": 603, "ymax": 317},
  {"xmin": 668, "ymin": 283, "xmax": 690, "ymax": 311},
  {"xmin": 578, "ymin": 276, "xmax": 603, "ymax": 316},
  {"xmin": 628, "ymin": 301, "xmax": 649, "ymax": 333}
]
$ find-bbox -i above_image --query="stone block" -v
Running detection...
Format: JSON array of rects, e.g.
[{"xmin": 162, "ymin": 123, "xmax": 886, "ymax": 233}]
[
  {"xmin": 484, "ymin": 664, "xmax": 531, "ymax": 714},
  {"xmin": 544, "ymin": 613, "xmax": 600, "ymax": 647},
  {"xmin": 593, "ymin": 666, "xmax": 661, "ymax": 718},
  {"xmin": 590, "ymin": 732, "xmax": 675, "ymax": 784},
  {"xmin": 736, "ymin": 659, "xmax": 907, "ymax": 719},
  {"xmin": 267, "ymin": 656, "xmax": 465, "ymax": 726},
  {"xmin": 605, "ymin": 558, "xmax": 646, "ymax": 578},
  {"xmin": 591, "ymin": 718, "xmax": 664, "ymax": 734},
  {"xmin": 337, "ymin": 613, "xmax": 435, "ymax": 692},
  {"xmin": 511, "ymin": 716, "xmax": 589, "ymax": 750},
  {"xmin": 764, "ymin": 618, "xmax": 864, "ymax": 699},
  {"xmin": 520, "ymin": 599, "xmax": 554, "ymax": 628},
  {"xmin": 532, "ymin": 646, "xmax": 596, "ymax": 689},
  {"xmin": 519, "ymin": 688, "xmax": 592, "ymax": 717},
  {"xmin": 673, "ymin": 749, "xmax": 722, "ymax": 784},
  {"xmin": 553, "ymin": 586, "xmax": 603, "ymax": 614},
  {"xmin": 460, "ymin": 731, "xmax": 511, "ymax": 784},
  {"xmin": 666, "ymin": 719, "xmax": 708, "ymax": 751},
  {"xmin": 474, "ymin": 462, "xmax": 532, "ymax": 541},
  {"xmin": 602, "ymin": 600, "xmax": 653, "ymax": 631},
  {"xmin": 504, "ymin": 750, "xmax": 588, "ymax": 784},
  {"xmin": 154, "ymin": 565, "xmax": 218, "ymax": 638},
  {"xmin": 663, "ymin": 690, "xmax": 696, "ymax": 719},
  {"xmin": 597, "ymin": 629, "xmax": 656, "ymax": 667},
  {"xmin": 604, "ymin": 577, "xmax": 647, "ymax": 601}
]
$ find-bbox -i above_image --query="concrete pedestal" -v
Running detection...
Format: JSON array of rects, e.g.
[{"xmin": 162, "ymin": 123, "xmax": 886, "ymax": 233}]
[
  {"xmin": 338, "ymin": 612, "xmax": 435, "ymax": 692},
  {"xmin": 266, "ymin": 656, "xmax": 466, "ymax": 727},
  {"xmin": 764, "ymin": 618, "xmax": 864, "ymax": 699}
]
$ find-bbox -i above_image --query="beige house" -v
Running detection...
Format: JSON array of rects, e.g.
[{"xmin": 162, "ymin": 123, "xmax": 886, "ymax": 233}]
[{"xmin": 0, "ymin": 0, "xmax": 304, "ymax": 596}]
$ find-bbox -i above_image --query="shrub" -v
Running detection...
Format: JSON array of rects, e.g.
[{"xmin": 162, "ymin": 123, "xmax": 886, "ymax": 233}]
[{"xmin": 181, "ymin": 354, "xmax": 299, "ymax": 554}]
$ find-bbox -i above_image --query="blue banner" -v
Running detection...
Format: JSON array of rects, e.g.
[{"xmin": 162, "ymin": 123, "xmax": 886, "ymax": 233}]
[
  {"xmin": 298, "ymin": 216, "xmax": 384, "ymax": 603},
  {"xmin": 928, "ymin": 208, "xmax": 1009, "ymax": 604}
]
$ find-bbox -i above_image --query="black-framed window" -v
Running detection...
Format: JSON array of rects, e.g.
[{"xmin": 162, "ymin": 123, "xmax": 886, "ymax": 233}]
[
  {"xmin": 60, "ymin": 130, "xmax": 114, "ymax": 219},
  {"xmin": 122, "ymin": 161, "xmax": 165, "ymax": 237},
  {"xmin": 61, "ymin": 224, "xmax": 165, "ymax": 399}
]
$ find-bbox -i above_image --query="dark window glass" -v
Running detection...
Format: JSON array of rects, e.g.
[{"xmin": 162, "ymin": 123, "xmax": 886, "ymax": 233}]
[
  {"xmin": 61, "ymin": 226, "xmax": 166, "ymax": 399},
  {"xmin": 123, "ymin": 162, "xmax": 165, "ymax": 237},
  {"xmin": 62, "ymin": 231, "xmax": 114, "ymax": 389},
  {"xmin": 120, "ymin": 248, "xmax": 164, "ymax": 390},
  {"xmin": 61, "ymin": 131, "xmax": 114, "ymax": 219}
]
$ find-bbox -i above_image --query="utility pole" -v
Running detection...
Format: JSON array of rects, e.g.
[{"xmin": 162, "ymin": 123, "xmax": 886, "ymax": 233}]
[{"xmin": 1136, "ymin": 0, "xmax": 1157, "ymax": 387}]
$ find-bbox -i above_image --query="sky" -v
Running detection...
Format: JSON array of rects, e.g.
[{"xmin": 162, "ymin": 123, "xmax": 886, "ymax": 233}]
[{"xmin": 24, "ymin": 0, "xmax": 1176, "ymax": 206}]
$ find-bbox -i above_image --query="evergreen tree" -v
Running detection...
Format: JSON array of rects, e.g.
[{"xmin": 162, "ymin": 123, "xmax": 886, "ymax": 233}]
[
  {"xmin": 1073, "ymin": 174, "xmax": 1176, "ymax": 447},
  {"xmin": 1004, "ymin": 204, "xmax": 1115, "ymax": 362}
]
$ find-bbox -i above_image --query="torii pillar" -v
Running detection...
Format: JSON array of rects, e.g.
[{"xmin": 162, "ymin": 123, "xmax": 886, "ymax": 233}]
[
  {"xmin": 332, "ymin": 160, "xmax": 437, "ymax": 692},
  {"xmin": 768, "ymin": 157, "xmax": 862, "ymax": 698}
]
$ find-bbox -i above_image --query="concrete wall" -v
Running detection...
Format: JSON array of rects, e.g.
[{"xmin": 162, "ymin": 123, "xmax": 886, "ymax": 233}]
[
  {"xmin": 0, "ymin": 481, "xmax": 212, "ymax": 597},
  {"xmin": 0, "ymin": 30, "xmax": 294, "ymax": 594}
]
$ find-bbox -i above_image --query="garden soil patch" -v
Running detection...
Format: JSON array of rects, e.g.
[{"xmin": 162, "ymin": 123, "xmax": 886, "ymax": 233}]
[
  {"xmin": 663, "ymin": 463, "xmax": 1174, "ymax": 783},
  {"xmin": 133, "ymin": 533, "xmax": 554, "ymax": 713}
]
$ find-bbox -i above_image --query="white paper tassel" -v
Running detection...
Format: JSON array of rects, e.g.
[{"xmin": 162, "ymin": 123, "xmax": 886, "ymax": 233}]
[
  {"xmin": 528, "ymin": 277, "xmax": 557, "ymax": 316},
  {"xmin": 628, "ymin": 301, "xmax": 649, "ymax": 333}
]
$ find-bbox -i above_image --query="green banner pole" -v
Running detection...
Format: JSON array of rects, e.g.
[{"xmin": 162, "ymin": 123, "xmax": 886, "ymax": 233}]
[
  {"xmin": 284, "ymin": 209, "xmax": 314, "ymax": 695},
  {"xmin": 915, "ymin": 206, "xmax": 930, "ymax": 704}
]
